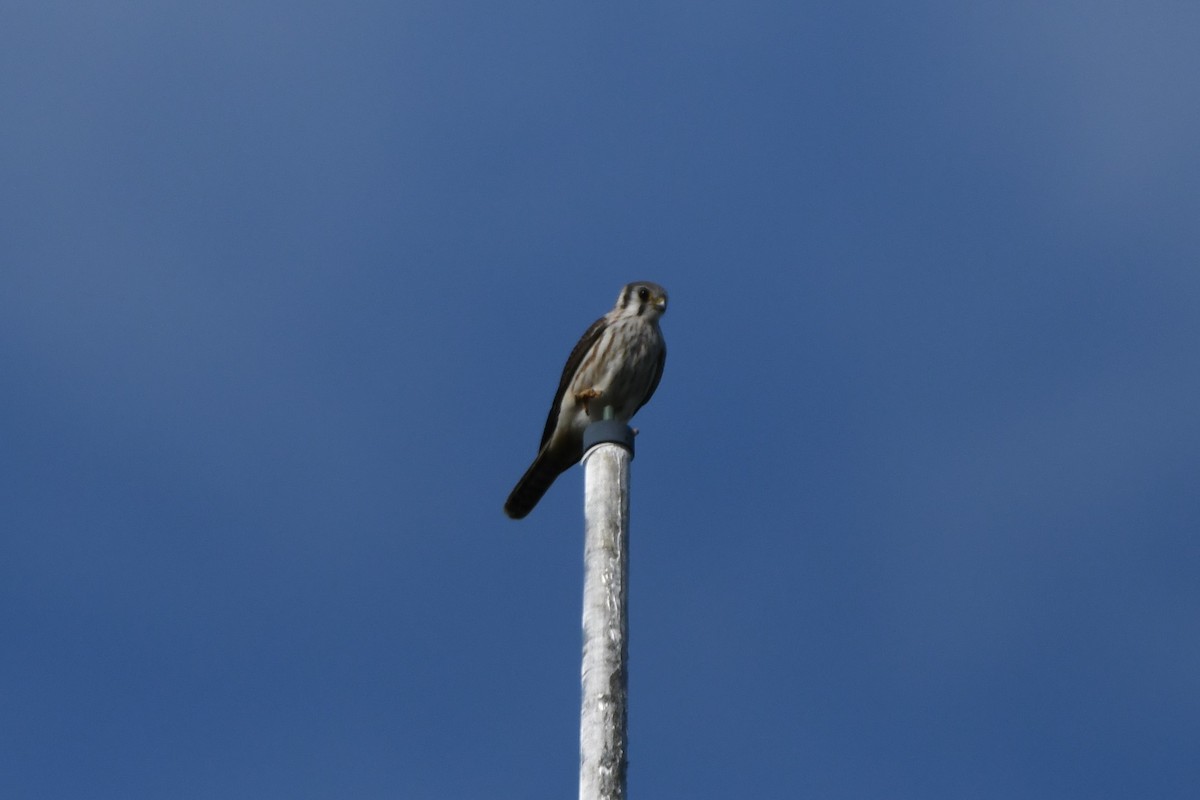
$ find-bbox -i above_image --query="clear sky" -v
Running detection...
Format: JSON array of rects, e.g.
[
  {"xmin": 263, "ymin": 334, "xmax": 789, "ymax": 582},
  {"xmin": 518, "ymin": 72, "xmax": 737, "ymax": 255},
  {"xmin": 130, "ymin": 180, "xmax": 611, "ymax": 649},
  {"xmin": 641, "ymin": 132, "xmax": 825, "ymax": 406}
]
[{"xmin": 3, "ymin": 2, "xmax": 1198, "ymax": 798}]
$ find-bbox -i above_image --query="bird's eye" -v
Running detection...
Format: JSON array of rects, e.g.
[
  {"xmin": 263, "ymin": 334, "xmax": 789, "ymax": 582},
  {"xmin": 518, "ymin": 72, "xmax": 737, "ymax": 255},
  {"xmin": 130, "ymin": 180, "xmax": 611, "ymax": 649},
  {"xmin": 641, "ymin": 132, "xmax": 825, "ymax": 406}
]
[{"xmin": 637, "ymin": 287, "xmax": 649, "ymax": 301}]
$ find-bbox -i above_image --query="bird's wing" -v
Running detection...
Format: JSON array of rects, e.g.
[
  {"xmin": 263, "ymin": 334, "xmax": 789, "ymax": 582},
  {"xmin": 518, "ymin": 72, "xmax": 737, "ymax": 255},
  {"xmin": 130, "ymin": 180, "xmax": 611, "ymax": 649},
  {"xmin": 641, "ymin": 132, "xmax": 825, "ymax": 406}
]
[
  {"xmin": 635, "ymin": 341, "xmax": 666, "ymax": 415},
  {"xmin": 538, "ymin": 315, "xmax": 607, "ymax": 451}
]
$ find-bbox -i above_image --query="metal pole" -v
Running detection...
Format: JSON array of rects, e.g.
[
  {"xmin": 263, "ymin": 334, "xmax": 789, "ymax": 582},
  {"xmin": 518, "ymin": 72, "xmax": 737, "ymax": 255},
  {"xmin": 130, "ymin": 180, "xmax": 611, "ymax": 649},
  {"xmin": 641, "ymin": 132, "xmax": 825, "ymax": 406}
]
[{"xmin": 579, "ymin": 418, "xmax": 635, "ymax": 800}]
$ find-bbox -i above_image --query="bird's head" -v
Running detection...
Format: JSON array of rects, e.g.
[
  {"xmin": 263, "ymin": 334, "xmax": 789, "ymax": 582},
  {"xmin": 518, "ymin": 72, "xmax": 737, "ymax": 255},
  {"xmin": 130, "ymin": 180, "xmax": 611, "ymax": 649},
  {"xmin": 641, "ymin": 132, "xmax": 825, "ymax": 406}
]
[{"xmin": 614, "ymin": 281, "xmax": 668, "ymax": 320}]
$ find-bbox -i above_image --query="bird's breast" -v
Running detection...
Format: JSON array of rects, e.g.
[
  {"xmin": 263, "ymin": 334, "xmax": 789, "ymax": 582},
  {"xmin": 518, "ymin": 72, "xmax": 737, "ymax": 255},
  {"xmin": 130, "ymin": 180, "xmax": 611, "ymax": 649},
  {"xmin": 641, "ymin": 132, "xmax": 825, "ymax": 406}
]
[{"xmin": 567, "ymin": 318, "xmax": 662, "ymax": 422}]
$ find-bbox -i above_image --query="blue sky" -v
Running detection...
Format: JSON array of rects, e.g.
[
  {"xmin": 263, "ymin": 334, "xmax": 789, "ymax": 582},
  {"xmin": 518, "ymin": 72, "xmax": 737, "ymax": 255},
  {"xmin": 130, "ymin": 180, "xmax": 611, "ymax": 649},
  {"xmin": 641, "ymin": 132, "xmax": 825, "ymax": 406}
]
[{"xmin": 3, "ymin": 2, "xmax": 1198, "ymax": 798}]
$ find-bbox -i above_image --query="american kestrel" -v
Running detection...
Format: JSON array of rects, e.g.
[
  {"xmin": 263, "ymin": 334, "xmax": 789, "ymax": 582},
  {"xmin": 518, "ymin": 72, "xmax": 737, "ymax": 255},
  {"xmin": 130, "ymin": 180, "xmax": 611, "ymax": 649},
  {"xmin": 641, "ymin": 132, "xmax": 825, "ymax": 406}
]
[{"xmin": 504, "ymin": 281, "xmax": 668, "ymax": 519}]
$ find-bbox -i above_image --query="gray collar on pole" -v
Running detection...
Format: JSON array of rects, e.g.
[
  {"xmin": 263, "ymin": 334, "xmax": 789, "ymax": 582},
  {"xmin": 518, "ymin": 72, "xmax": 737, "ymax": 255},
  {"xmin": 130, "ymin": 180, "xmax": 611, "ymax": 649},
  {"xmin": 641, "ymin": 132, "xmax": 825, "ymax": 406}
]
[{"xmin": 583, "ymin": 419, "xmax": 635, "ymax": 456}]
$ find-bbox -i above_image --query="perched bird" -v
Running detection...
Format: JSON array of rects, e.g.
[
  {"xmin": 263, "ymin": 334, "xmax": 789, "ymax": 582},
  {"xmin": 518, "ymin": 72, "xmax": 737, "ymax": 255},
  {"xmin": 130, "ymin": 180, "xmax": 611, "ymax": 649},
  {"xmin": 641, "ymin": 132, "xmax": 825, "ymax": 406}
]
[{"xmin": 504, "ymin": 281, "xmax": 669, "ymax": 519}]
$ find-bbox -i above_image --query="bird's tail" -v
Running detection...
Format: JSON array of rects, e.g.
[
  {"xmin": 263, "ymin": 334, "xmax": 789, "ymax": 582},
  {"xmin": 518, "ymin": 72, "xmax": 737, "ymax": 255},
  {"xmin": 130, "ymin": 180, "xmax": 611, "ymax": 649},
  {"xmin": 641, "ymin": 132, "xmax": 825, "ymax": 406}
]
[{"xmin": 504, "ymin": 449, "xmax": 570, "ymax": 519}]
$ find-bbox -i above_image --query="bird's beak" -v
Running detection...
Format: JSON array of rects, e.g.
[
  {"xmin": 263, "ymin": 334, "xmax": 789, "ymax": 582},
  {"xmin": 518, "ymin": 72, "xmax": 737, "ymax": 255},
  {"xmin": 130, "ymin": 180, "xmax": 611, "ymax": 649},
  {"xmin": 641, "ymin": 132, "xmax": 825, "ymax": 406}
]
[{"xmin": 655, "ymin": 295, "xmax": 668, "ymax": 313}]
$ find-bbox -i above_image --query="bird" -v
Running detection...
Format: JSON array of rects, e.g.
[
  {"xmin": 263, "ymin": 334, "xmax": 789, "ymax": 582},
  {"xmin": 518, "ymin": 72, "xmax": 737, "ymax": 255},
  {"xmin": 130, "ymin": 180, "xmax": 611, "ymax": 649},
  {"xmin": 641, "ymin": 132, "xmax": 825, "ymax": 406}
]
[{"xmin": 504, "ymin": 281, "xmax": 668, "ymax": 519}]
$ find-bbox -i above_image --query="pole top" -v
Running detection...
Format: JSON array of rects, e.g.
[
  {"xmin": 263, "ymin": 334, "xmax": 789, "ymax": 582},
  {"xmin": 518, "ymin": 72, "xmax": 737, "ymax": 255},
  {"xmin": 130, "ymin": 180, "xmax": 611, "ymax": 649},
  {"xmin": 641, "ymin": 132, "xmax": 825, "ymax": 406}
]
[{"xmin": 583, "ymin": 417, "xmax": 635, "ymax": 457}]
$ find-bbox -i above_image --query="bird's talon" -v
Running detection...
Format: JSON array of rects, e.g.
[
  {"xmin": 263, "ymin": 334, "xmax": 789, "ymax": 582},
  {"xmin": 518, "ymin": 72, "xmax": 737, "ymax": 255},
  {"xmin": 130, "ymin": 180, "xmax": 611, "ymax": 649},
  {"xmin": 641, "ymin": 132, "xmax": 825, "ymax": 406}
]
[{"xmin": 575, "ymin": 388, "xmax": 603, "ymax": 414}]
